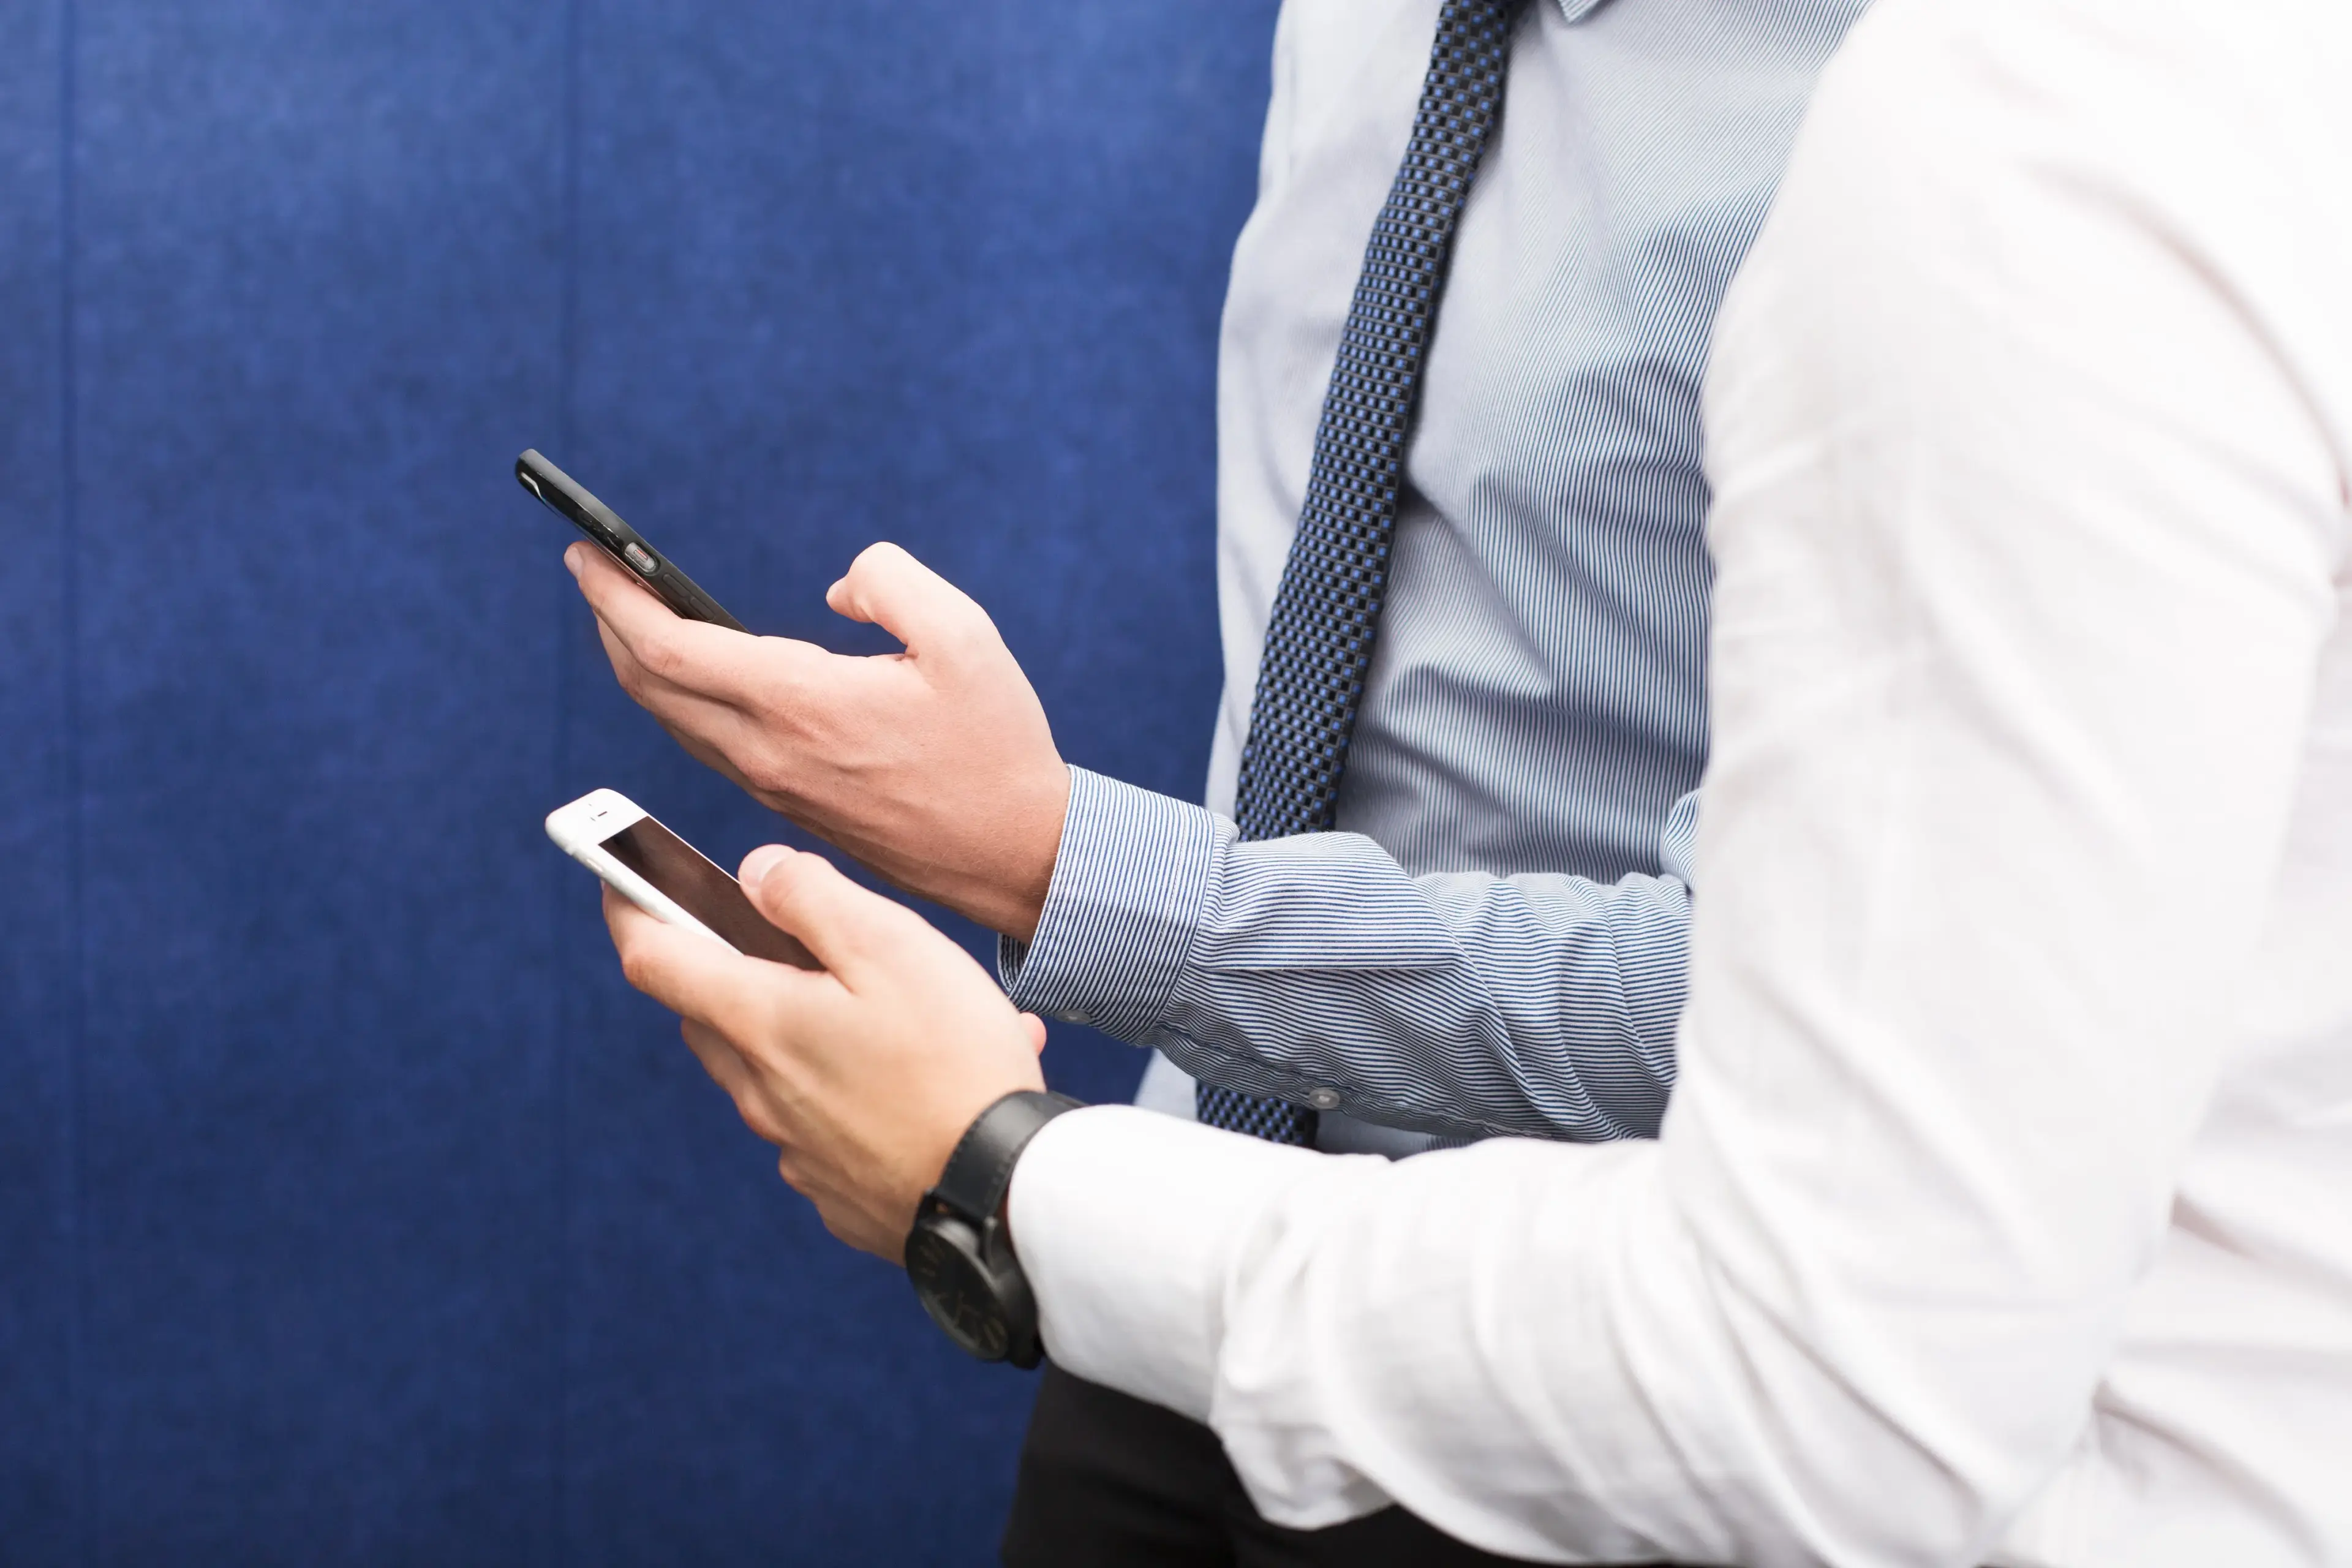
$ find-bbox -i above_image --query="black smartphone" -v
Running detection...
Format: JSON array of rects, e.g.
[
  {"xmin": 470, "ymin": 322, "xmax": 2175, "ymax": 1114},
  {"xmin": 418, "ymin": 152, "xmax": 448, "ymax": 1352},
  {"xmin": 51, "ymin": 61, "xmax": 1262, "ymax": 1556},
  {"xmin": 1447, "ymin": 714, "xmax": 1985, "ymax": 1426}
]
[{"xmin": 516, "ymin": 448, "xmax": 748, "ymax": 633}]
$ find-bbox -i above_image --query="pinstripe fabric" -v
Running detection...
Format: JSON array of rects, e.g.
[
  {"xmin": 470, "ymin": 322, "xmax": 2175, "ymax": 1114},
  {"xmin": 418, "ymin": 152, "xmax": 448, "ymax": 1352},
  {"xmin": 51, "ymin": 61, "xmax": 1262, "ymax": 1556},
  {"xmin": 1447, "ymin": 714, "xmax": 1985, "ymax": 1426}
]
[
  {"xmin": 1003, "ymin": 0, "xmax": 1871, "ymax": 1146},
  {"xmin": 1204, "ymin": 0, "xmax": 1531, "ymax": 1147}
]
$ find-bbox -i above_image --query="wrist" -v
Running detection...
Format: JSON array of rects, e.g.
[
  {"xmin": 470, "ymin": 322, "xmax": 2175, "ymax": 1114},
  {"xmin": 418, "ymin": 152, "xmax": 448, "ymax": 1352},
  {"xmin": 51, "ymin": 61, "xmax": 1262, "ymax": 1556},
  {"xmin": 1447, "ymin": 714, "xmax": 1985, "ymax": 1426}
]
[
  {"xmin": 1005, "ymin": 761, "xmax": 1070, "ymax": 942},
  {"xmin": 903, "ymin": 1088, "xmax": 1084, "ymax": 1367},
  {"xmin": 955, "ymin": 760, "xmax": 1069, "ymax": 941}
]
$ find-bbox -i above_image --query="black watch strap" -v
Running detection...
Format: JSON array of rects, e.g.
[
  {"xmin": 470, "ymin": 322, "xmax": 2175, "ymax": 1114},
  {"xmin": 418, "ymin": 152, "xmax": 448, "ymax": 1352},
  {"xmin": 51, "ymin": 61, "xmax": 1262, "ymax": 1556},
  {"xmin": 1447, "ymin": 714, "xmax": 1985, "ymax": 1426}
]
[{"xmin": 927, "ymin": 1090, "xmax": 1085, "ymax": 1229}]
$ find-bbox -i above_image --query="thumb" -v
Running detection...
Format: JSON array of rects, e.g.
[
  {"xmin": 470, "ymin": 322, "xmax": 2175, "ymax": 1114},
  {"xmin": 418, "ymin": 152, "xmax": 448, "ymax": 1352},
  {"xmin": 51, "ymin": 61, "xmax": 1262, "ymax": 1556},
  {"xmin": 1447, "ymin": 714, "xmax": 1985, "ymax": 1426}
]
[
  {"xmin": 825, "ymin": 542, "xmax": 994, "ymax": 663},
  {"xmin": 737, "ymin": 845, "xmax": 914, "ymax": 989}
]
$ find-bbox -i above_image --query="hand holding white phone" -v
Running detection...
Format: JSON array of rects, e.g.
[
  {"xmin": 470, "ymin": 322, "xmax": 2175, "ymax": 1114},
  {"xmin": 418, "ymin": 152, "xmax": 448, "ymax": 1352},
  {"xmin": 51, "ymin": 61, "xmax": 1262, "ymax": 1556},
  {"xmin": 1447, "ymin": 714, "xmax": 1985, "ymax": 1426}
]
[{"xmin": 546, "ymin": 788, "xmax": 817, "ymax": 969}]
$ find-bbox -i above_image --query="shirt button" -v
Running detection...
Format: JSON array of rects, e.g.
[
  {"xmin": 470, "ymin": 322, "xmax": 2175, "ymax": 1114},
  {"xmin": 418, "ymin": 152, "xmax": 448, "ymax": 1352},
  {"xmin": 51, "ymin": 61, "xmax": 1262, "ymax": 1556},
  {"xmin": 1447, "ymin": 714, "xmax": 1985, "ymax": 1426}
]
[
  {"xmin": 1060, "ymin": 1011, "xmax": 1091, "ymax": 1027},
  {"xmin": 1306, "ymin": 1087, "xmax": 1341, "ymax": 1112}
]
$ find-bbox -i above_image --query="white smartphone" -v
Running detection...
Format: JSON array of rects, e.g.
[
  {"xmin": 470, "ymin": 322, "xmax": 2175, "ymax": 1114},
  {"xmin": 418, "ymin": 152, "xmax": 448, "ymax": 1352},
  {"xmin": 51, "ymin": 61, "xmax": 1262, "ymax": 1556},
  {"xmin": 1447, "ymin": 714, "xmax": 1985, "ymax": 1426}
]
[{"xmin": 546, "ymin": 788, "xmax": 816, "ymax": 968}]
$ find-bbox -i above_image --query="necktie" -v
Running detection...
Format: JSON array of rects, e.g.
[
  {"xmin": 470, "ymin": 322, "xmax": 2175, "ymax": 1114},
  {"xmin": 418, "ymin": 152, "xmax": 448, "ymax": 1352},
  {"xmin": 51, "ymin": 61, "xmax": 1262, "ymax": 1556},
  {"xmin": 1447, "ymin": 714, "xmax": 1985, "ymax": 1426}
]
[{"xmin": 1197, "ymin": 0, "xmax": 1528, "ymax": 1145}]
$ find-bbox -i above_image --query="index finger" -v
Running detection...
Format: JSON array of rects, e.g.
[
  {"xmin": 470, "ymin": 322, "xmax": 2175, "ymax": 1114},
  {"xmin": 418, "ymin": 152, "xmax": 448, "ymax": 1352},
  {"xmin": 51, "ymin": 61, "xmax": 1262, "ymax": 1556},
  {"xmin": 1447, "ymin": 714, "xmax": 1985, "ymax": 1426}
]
[
  {"xmin": 602, "ymin": 884, "xmax": 843, "ymax": 1044},
  {"xmin": 567, "ymin": 541, "xmax": 761, "ymax": 698}
]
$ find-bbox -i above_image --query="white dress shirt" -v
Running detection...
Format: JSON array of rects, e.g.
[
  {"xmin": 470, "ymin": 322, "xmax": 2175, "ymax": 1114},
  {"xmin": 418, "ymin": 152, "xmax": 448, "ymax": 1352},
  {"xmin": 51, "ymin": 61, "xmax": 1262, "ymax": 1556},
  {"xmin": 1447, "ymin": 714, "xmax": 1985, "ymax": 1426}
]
[{"xmin": 1009, "ymin": 0, "xmax": 2352, "ymax": 1561}]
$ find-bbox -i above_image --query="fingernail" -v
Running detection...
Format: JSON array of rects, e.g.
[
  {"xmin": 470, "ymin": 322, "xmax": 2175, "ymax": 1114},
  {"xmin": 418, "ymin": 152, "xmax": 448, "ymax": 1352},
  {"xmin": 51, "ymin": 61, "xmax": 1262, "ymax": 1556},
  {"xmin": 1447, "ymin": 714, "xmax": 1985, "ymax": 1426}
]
[
  {"xmin": 564, "ymin": 543, "xmax": 584, "ymax": 578},
  {"xmin": 740, "ymin": 844, "xmax": 791, "ymax": 889}
]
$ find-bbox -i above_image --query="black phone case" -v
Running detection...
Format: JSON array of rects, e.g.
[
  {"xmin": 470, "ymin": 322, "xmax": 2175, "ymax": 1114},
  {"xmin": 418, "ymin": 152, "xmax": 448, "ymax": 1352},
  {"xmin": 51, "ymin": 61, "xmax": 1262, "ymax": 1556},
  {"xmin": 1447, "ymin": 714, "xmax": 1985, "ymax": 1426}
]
[{"xmin": 515, "ymin": 449, "xmax": 748, "ymax": 633}]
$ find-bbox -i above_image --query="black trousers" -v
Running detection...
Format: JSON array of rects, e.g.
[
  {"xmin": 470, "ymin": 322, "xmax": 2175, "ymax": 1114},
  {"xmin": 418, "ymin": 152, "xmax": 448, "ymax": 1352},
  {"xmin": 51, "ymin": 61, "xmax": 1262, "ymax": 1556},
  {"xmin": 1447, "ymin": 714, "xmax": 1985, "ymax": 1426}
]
[{"xmin": 1001, "ymin": 1363, "xmax": 1552, "ymax": 1567}]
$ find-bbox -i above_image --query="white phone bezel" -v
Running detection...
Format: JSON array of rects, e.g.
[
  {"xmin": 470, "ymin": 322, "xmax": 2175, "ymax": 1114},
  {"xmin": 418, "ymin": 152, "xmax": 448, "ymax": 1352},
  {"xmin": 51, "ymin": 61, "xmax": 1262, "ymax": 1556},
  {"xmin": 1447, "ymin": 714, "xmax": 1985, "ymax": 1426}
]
[{"xmin": 545, "ymin": 787, "xmax": 733, "ymax": 951}]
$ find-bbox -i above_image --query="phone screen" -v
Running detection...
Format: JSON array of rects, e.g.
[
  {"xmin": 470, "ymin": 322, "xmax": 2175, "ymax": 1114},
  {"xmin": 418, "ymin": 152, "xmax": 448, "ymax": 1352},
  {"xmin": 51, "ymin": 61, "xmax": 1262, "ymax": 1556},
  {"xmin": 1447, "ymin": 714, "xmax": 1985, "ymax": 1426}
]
[{"xmin": 600, "ymin": 816, "xmax": 817, "ymax": 968}]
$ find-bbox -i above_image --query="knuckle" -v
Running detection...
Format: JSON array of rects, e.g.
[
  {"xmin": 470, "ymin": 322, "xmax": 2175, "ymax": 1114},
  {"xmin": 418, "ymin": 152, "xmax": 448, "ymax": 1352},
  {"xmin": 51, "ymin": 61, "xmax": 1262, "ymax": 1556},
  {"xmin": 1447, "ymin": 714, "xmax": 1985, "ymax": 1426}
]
[
  {"xmin": 741, "ymin": 749, "xmax": 794, "ymax": 799},
  {"xmin": 636, "ymin": 630, "xmax": 685, "ymax": 682},
  {"xmin": 738, "ymin": 1098, "xmax": 784, "ymax": 1145},
  {"xmin": 777, "ymin": 1150, "xmax": 818, "ymax": 1196}
]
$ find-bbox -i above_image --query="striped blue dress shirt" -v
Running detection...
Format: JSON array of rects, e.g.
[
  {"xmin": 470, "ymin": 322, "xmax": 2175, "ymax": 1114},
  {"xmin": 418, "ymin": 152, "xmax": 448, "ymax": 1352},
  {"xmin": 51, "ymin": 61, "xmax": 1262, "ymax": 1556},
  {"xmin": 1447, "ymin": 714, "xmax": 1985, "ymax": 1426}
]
[{"xmin": 1003, "ymin": 0, "xmax": 1868, "ymax": 1150}]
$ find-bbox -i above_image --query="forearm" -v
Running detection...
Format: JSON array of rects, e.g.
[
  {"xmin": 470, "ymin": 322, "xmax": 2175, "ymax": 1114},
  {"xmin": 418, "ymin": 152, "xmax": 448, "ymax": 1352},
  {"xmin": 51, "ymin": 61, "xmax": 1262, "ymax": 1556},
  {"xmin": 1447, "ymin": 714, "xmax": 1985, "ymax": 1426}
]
[
  {"xmin": 1013, "ymin": 1112, "xmax": 1744, "ymax": 1561},
  {"xmin": 1012, "ymin": 2, "xmax": 2350, "ymax": 1555},
  {"xmin": 1003, "ymin": 769, "xmax": 1697, "ymax": 1141}
]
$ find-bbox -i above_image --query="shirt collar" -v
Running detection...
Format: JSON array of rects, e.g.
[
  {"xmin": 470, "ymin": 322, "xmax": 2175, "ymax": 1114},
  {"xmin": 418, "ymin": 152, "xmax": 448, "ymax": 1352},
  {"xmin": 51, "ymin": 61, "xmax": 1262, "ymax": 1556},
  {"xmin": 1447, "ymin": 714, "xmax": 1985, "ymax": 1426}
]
[{"xmin": 1552, "ymin": 0, "xmax": 1611, "ymax": 21}]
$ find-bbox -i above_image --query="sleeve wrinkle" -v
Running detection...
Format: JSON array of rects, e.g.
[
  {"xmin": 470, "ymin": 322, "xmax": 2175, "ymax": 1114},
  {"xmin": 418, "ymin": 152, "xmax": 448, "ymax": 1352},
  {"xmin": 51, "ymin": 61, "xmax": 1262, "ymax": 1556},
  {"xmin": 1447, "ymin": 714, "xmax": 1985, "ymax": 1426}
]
[
  {"xmin": 1156, "ymin": 813, "xmax": 1697, "ymax": 1142},
  {"xmin": 1004, "ymin": 766, "xmax": 1700, "ymax": 1141}
]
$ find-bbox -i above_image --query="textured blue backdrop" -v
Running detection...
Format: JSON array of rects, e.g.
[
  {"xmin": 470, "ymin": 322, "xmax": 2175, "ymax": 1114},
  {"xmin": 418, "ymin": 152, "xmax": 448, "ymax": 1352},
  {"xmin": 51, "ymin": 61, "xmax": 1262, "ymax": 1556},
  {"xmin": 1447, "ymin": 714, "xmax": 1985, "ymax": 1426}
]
[{"xmin": 1, "ymin": 2, "xmax": 1272, "ymax": 1561}]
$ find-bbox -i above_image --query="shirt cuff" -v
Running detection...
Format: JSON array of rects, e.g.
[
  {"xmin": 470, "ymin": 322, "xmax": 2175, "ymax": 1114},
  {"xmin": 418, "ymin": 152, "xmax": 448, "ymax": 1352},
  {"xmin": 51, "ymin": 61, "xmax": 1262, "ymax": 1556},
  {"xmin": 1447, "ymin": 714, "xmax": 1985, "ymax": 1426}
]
[
  {"xmin": 996, "ymin": 767, "xmax": 1221, "ymax": 1039},
  {"xmin": 1009, "ymin": 1104, "xmax": 1324, "ymax": 1423}
]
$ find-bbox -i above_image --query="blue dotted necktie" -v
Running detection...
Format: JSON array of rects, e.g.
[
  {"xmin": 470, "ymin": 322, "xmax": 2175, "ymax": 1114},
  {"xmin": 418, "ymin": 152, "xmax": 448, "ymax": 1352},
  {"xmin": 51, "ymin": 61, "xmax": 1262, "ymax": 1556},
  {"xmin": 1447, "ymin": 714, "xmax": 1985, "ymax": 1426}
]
[{"xmin": 1197, "ymin": 0, "xmax": 1528, "ymax": 1145}]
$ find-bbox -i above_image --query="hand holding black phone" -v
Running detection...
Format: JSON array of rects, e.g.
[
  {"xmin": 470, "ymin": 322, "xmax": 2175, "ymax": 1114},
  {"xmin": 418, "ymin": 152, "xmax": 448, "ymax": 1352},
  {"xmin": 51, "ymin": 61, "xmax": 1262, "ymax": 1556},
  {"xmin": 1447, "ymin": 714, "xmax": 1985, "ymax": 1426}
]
[{"xmin": 516, "ymin": 448, "xmax": 747, "ymax": 632}]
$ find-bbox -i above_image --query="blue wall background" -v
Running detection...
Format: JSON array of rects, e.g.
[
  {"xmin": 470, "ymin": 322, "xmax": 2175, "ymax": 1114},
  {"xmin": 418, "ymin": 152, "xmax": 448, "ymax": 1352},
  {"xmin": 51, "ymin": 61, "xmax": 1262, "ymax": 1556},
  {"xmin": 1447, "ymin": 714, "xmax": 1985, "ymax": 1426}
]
[{"xmin": 1, "ymin": 2, "xmax": 1273, "ymax": 1560}]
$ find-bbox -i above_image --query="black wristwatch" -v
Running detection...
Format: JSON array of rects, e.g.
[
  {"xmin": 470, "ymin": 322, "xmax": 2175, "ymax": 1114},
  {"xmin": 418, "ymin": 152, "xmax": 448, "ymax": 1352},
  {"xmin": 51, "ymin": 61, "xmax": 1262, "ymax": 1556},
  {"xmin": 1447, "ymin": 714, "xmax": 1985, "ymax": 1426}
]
[{"xmin": 905, "ymin": 1090, "xmax": 1084, "ymax": 1368}]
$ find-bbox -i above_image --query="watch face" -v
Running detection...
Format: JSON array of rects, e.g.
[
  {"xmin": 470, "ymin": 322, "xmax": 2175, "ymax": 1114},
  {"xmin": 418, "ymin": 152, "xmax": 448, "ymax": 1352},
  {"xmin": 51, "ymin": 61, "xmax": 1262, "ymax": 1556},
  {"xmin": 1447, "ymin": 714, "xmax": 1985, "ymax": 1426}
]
[{"xmin": 907, "ymin": 1223, "xmax": 1011, "ymax": 1362}]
